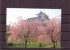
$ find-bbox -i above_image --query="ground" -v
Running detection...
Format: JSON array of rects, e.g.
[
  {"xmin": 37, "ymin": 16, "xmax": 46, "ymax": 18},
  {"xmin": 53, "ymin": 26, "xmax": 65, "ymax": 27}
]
[{"xmin": 7, "ymin": 42, "xmax": 61, "ymax": 48}]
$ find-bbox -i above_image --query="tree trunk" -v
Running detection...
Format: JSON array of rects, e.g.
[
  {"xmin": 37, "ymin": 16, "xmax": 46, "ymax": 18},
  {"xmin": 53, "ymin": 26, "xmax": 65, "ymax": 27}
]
[
  {"xmin": 53, "ymin": 42, "xmax": 55, "ymax": 48},
  {"xmin": 25, "ymin": 40, "xmax": 28, "ymax": 48},
  {"xmin": 52, "ymin": 39, "xmax": 56, "ymax": 48}
]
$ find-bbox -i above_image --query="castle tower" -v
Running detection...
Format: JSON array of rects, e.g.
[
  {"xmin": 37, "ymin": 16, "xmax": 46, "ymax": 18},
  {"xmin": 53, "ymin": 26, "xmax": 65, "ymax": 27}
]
[{"xmin": 36, "ymin": 11, "xmax": 49, "ymax": 26}]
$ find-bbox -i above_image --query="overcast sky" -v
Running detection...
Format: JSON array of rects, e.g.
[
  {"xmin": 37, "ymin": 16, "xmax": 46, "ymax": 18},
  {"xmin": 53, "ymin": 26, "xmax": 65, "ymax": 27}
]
[{"xmin": 6, "ymin": 8, "xmax": 61, "ymax": 25}]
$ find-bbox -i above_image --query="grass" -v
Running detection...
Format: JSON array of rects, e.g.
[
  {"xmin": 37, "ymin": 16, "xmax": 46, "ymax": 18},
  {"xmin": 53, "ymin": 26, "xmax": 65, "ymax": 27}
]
[{"xmin": 7, "ymin": 42, "xmax": 61, "ymax": 48}]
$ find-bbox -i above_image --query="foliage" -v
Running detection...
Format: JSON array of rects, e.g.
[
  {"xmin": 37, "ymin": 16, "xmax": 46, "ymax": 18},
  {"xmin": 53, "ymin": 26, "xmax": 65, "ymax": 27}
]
[
  {"xmin": 7, "ymin": 13, "xmax": 61, "ymax": 48},
  {"xmin": 7, "ymin": 43, "xmax": 14, "ymax": 46}
]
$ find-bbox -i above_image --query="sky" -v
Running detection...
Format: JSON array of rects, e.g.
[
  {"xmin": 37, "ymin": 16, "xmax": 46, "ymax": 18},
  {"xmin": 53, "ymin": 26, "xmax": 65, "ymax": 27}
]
[{"xmin": 6, "ymin": 8, "xmax": 61, "ymax": 25}]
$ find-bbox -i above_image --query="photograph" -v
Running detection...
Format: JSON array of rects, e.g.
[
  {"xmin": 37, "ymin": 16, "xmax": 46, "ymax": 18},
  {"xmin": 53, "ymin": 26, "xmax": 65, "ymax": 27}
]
[{"xmin": 6, "ymin": 8, "xmax": 61, "ymax": 48}]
